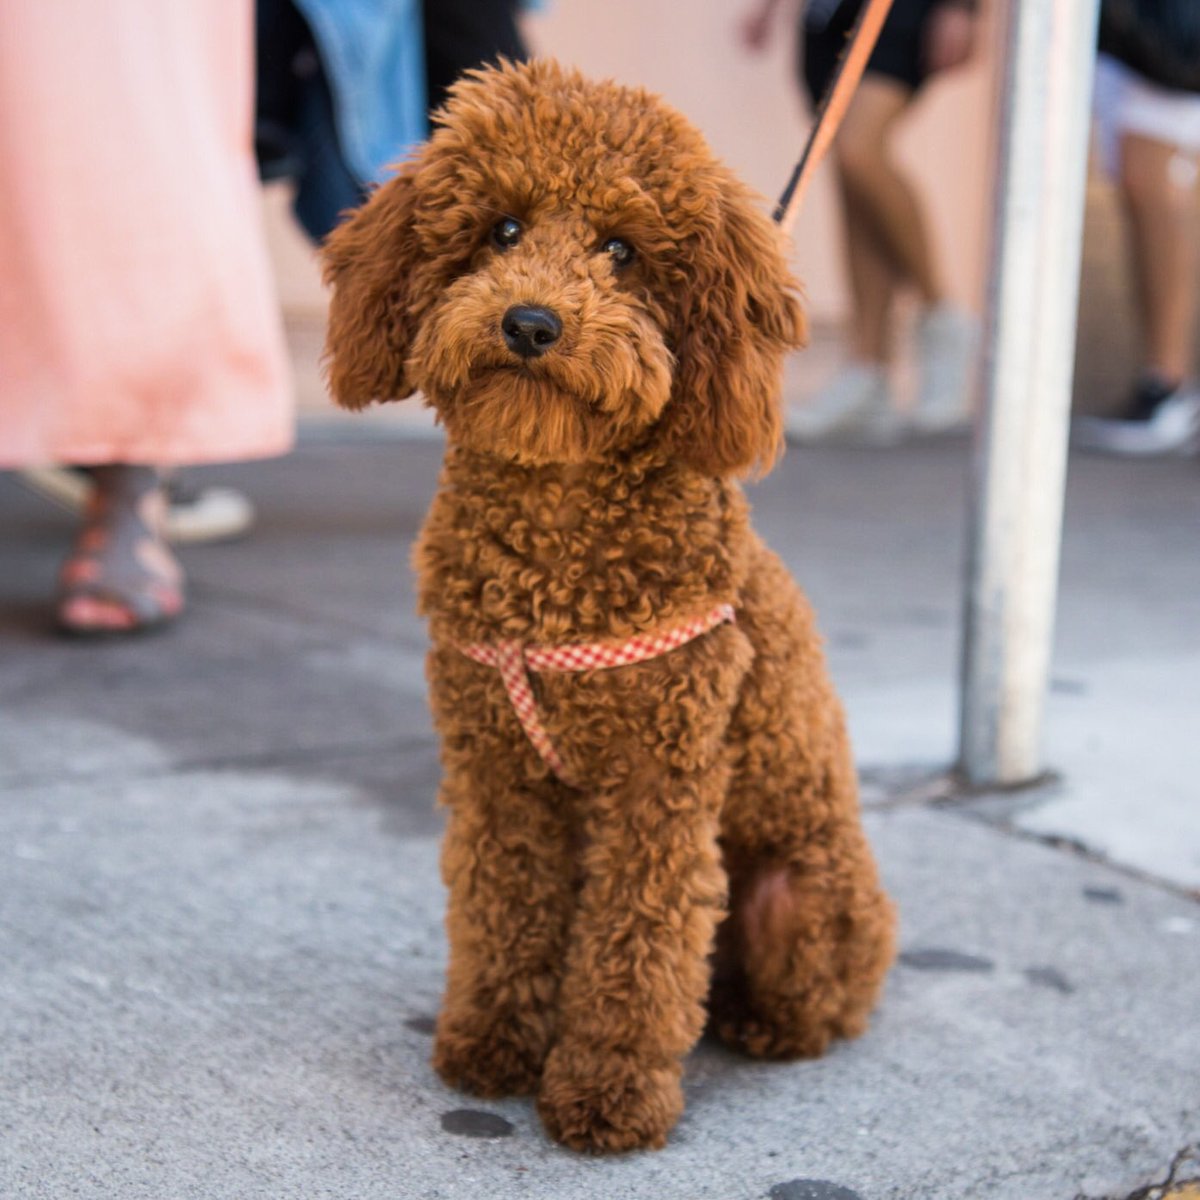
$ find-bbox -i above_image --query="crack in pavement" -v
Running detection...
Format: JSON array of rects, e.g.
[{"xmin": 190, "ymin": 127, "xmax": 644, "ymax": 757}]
[
  {"xmin": 861, "ymin": 768, "xmax": 1200, "ymax": 904},
  {"xmin": 944, "ymin": 804, "xmax": 1200, "ymax": 905},
  {"xmin": 1075, "ymin": 1143, "xmax": 1200, "ymax": 1200}
]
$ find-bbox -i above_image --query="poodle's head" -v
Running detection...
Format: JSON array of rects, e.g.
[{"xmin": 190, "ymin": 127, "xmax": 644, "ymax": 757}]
[{"xmin": 323, "ymin": 59, "xmax": 806, "ymax": 475}]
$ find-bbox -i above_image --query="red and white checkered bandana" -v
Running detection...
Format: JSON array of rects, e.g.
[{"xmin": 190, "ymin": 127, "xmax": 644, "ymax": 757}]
[{"xmin": 459, "ymin": 602, "xmax": 737, "ymax": 787}]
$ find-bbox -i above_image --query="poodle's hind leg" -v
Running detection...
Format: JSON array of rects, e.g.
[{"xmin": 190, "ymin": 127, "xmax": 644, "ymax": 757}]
[
  {"xmin": 710, "ymin": 820, "xmax": 896, "ymax": 1061},
  {"xmin": 432, "ymin": 758, "xmax": 576, "ymax": 1099}
]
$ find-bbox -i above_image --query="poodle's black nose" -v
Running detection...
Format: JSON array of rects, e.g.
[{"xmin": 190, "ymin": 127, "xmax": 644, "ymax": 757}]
[{"xmin": 501, "ymin": 305, "xmax": 562, "ymax": 358}]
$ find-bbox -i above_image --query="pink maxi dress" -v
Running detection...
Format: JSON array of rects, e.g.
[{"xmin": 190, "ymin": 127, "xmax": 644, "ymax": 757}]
[{"xmin": 0, "ymin": 1, "xmax": 292, "ymax": 468}]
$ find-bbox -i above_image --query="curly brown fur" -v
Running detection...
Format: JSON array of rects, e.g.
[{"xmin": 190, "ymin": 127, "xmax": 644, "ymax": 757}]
[{"xmin": 323, "ymin": 59, "xmax": 896, "ymax": 1154}]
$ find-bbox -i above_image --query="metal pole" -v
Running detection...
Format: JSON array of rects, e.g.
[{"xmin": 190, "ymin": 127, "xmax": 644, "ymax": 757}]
[{"xmin": 959, "ymin": 0, "xmax": 1102, "ymax": 787}]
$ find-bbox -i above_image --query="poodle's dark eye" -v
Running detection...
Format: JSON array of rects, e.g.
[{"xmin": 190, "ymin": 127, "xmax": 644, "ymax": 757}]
[
  {"xmin": 491, "ymin": 217, "xmax": 522, "ymax": 250},
  {"xmin": 602, "ymin": 237, "xmax": 635, "ymax": 268}
]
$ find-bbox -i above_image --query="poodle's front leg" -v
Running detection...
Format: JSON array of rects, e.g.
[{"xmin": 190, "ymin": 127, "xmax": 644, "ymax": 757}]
[
  {"xmin": 433, "ymin": 757, "xmax": 575, "ymax": 1099},
  {"xmin": 536, "ymin": 763, "xmax": 728, "ymax": 1153}
]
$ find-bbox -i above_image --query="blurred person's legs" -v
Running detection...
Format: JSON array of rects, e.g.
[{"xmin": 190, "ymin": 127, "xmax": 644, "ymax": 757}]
[
  {"xmin": 790, "ymin": 80, "xmax": 911, "ymax": 442},
  {"xmin": 1121, "ymin": 133, "xmax": 1198, "ymax": 386},
  {"xmin": 1076, "ymin": 54, "xmax": 1200, "ymax": 455},
  {"xmin": 815, "ymin": 78, "xmax": 936, "ymax": 441},
  {"xmin": 17, "ymin": 468, "xmax": 256, "ymax": 544},
  {"xmin": 788, "ymin": 0, "xmax": 978, "ymax": 442},
  {"xmin": 836, "ymin": 79, "xmax": 943, "ymax": 321},
  {"xmin": 18, "ymin": 468, "xmax": 257, "ymax": 546},
  {"xmin": 256, "ymin": 0, "xmax": 368, "ymax": 243},
  {"xmin": 0, "ymin": 1, "xmax": 292, "ymax": 634}
]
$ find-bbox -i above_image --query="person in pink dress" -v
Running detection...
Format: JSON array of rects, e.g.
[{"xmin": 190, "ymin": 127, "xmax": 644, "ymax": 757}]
[{"xmin": 0, "ymin": 1, "xmax": 292, "ymax": 634}]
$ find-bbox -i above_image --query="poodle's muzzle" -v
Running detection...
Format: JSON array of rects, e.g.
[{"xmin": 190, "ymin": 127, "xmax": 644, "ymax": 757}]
[{"xmin": 501, "ymin": 305, "xmax": 563, "ymax": 359}]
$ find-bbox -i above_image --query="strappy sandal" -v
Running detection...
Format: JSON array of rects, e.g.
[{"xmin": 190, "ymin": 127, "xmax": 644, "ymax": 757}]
[{"xmin": 56, "ymin": 467, "xmax": 185, "ymax": 637}]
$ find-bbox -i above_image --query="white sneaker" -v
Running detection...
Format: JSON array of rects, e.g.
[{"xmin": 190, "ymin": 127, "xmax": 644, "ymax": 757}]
[
  {"xmin": 786, "ymin": 363, "xmax": 902, "ymax": 444},
  {"xmin": 913, "ymin": 303, "xmax": 979, "ymax": 434},
  {"xmin": 1073, "ymin": 380, "xmax": 1200, "ymax": 457},
  {"xmin": 161, "ymin": 480, "xmax": 256, "ymax": 543}
]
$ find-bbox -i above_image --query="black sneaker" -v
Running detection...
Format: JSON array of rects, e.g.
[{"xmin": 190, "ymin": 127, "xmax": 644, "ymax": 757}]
[{"xmin": 1073, "ymin": 376, "xmax": 1200, "ymax": 456}]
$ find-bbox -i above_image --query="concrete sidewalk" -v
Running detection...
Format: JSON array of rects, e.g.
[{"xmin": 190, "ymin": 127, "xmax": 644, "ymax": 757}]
[{"xmin": 2, "ymin": 432, "xmax": 1197, "ymax": 1200}]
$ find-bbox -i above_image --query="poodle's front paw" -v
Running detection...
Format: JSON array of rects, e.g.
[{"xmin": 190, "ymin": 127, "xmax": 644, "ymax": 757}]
[
  {"xmin": 433, "ymin": 1012, "xmax": 548, "ymax": 1098},
  {"xmin": 537, "ymin": 1046, "xmax": 683, "ymax": 1153}
]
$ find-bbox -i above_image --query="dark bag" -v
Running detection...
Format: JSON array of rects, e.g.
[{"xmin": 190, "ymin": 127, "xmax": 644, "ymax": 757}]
[{"xmin": 1099, "ymin": 0, "xmax": 1200, "ymax": 93}]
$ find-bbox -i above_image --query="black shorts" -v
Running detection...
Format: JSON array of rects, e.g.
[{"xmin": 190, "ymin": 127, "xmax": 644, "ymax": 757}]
[
  {"xmin": 422, "ymin": 0, "xmax": 527, "ymax": 113},
  {"xmin": 801, "ymin": 0, "xmax": 942, "ymax": 105}
]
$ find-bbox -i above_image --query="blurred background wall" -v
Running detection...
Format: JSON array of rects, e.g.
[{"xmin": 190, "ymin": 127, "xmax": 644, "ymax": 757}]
[
  {"xmin": 266, "ymin": 2, "xmax": 1196, "ymax": 418},
  {"xmin": 526, "ymin": 1, "xmax": 1000, "ymax": 325}
]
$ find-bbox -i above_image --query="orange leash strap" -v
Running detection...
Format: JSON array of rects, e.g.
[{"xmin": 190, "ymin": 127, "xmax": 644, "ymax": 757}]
[{"xmin": 774, "ymin": 0, "xmax": 898, "ymax": 234}]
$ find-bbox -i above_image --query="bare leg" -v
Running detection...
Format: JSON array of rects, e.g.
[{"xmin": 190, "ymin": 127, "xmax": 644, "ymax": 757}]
[
  {"xmin": 1074, "ymin": 135, "xmax": 1200, "ymax": 453},
  {"xmin": 790, "ymin": 111, "xmax": 912, "ymax": 440},
  {"xmin": 837, "ymin": 169, "xmax": 900, "ymax": 364},
  {"xmin": 1119, "ymin": 132, "xmax": 1199, "ymax": 384},
  {"xmin": 835, "ymin": 76, "xmax": 944, "ymax": 308}
]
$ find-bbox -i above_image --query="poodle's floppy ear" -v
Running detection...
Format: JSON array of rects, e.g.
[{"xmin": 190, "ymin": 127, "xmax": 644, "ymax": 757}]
[
  {"xmin": 322, "ymin": 165, "xmax": 422, "ymax": 409},
  {"xmin": 662, "ymin": 178, "xmax": 807, "ymax": 476}
]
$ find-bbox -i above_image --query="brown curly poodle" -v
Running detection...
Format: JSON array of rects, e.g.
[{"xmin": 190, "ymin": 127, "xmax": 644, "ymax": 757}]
[{"xmin": 322, "ymin": 58, "xmax": 896, "ymax": 1154}]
